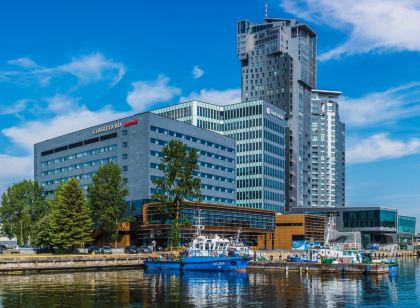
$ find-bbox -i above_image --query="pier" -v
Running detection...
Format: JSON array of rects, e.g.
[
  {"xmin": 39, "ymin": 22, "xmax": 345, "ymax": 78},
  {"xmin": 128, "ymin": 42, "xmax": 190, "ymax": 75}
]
[
  {"xmin": 248, "ymin": 261, "xmax": 391, "ymax": 274},
  {"xmin": 0, "ymin": 254, "xmax": 146, "ymax": 274}
]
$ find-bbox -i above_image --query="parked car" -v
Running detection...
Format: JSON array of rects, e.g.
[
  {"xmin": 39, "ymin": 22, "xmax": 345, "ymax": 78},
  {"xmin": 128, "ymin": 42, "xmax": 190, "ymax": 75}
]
[
  {"xmin": 100, "ymin": 246, "xmax": 113, "ymax": 254},
  {"xmin": 0, "ymin": 244, "xmax": 7, "ymax": 251},
  {"xmin": 88, "ymin": 245, "xmax": 101, "ymax": 254},
  {"xmin": 138, "ymin": 246, "xmax": 152, "ymax": 253},
  {"xmin": 124, "ymin": 246, "xmax": 138, "ymax": 254},
  {"xmin": 156, "ymin": 246, "xmax": 164, "ymax": 252}
]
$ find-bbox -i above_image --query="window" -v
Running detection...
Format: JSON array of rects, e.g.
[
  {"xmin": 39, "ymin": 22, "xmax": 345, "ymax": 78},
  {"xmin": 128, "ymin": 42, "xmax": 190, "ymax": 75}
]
[
  {"xmin": 122, "ymin": 154, "xmax": 127, "ymax": 159},
  {"xmin": 122, "ymin": 142, "xmax": 128, "ymax": 148},
  {"xmin": 123, "ymin": 166, "xmax": 127, "ymax": 172},
  {"xmin": 122, "ymin": 130, "xmax": 128, "ymax": 136}
]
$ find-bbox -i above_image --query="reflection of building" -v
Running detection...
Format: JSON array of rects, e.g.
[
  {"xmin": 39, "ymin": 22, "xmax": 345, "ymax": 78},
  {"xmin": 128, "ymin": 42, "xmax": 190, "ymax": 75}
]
[
  {"xmin": 397, "ymin": 215, "xmax": 416, "ymax": 249},
  {"xmin": 289, "ymin": 207, "xmax": 399, "ymax": 248},
  {"xmin": 153, "ymin": 100, "xmax": 286, "ymax": 213},
  {"xmin": 237, "ymin": 18, "xmax": 317, "ymax": 211},
  {"xmin": 273, "ymin": 214, "xmax": 325, "ymax": 249},
  {"xmin": 311, "ymin": 90, "xmax": 345, "ymax": 207},
  {"xmin": 139, "ymin": 202, "xmax": 275, "ymax": 248}
]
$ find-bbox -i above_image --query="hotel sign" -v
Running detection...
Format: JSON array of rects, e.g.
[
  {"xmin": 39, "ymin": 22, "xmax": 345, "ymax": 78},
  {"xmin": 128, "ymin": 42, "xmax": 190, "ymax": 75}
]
[
  {"xmin": 92, "ymin": 122, "xmax": 122, "ymax": 135},
  {"xmin": 266, "ymin": 107, "xmax": 284, "ymax": 120}
]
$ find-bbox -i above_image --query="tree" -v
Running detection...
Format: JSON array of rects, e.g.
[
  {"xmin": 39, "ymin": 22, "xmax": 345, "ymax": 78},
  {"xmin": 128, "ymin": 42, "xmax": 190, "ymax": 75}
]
[
  {"xmin": 152, "ymin": 140, "xmax": 201, "ymax": 248},
  {"xmin": 87, "ymin": 161, "xmax": 129, "ymax": 245},
  {"xmin": 31, "ymin": 199, "xmax": 54, "ymax": 248},
  {"xmin": 0, "ymin": 180, "xmax": 45, "ymax": 245},
  {"xmin": 49, "ymin": 179, "xmax": 93, "ymax": 250}
]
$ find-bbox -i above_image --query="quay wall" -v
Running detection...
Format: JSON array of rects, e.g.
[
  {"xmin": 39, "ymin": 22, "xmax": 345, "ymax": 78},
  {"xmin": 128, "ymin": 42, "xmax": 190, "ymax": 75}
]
[{"xmin": 0, "ymin": 255, "xmax": 146, "ymax": 274}]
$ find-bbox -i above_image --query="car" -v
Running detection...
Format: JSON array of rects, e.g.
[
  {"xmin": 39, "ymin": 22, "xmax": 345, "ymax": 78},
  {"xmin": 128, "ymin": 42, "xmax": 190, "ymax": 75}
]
[
  {"xmin": 138, "ymin": 246, "xmax": 152, "ymax": 253},
  {"xmin": 88, "ymin": 245, "xmax": 101, "ymax": 254},
  {"xmin": 100, "ymin": 246, "xmax": 113, "ymax": 254},
  {"xmin": 0, "ymin": 244, "xmax": 7, "ymax": 250},
  {"xmin": 124, "ymin": 246, "xmax": 138, "ymax": 254}
]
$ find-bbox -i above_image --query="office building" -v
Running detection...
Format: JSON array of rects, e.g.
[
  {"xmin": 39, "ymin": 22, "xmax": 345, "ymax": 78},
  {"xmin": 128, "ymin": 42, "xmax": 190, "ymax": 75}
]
[
  {"xmin": 397, "ymin": 215, "xmax": 416, "ymax": 249},
  {"xmin": 311, "ymin": 90, "xmax": 345, "ymax": 207},
  {"xmin": 34, "ymin": 112, "xmax": 237, "ymax": 211},
  {"xmin": 153, "ymin": 100, "xmax": 286, "ymax": 213},
  {"xmin": 237, "ymin": 18, "xmax": 317, "ymax": 211}
]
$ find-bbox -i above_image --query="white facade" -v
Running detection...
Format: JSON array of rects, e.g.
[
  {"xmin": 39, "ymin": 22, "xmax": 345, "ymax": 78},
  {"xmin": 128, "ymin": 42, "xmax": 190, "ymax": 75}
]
[{"xmin": 311, "ymin": 90, "xmax": 345, "ymax": 207}]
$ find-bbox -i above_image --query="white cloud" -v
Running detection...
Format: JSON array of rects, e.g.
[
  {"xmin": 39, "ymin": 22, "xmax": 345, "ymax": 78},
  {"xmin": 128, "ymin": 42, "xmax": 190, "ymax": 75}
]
[
  {"xmin": 0, "ymin": 99, "xmax": 31, "ymax": 115},
  {"xmin": 126, "ymin": 75, "xmax": 181, "ymax": 112},
  {"xmin": 347, "ymin": 133, "xmax": 420, "ymax": 164},
  {"xmin": 0, "ymin": 53, "xmax": 125, "ymax": 87},
  {"xmin": 340, "ymin": 82, "xmax": 420, "ymax": 126},
  {"xmin": 0, "ymin": 155, "xmax": 33, "ymax": 195},
  {"xmin": 281, "ymin": 0, "xmax": 420, "ymax": 60},
  {"xmin": 2, "ymin": 105, "xmax": 128, "ymax": 152},
  {"xmin": 179, "ymin": 88, "xmax": 241, "ymax": 106},
  {"xmin": 46, "ymin": 94, "xmax": 79, "ymax": 113},
  {"xmin": 192, "ymin": 65, "xmax": 204, "ymax": 79}
]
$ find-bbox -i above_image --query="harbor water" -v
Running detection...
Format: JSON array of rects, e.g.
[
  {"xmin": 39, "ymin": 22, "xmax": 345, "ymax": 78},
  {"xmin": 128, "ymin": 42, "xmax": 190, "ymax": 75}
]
[{"xmin": 0, "ymin": 258, "xmax": 418, "ymax": 307}]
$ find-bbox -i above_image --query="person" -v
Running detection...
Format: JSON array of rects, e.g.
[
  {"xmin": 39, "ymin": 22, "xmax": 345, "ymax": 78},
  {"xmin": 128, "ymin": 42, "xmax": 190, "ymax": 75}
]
[{"xmin": 269, "ymin": 255, "xmax": 273, "ymax": 262}]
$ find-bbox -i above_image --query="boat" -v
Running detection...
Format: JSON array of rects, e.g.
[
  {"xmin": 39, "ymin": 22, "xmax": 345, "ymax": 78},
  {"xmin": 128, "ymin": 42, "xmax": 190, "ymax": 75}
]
[{"xmin": 144, "ymin": 212, "xmax": 251, "ymax": 272}]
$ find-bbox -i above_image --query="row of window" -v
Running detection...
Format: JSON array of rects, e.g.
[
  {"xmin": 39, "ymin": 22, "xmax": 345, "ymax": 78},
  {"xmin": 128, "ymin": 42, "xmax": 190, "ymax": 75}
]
[
  {"xmin": 237, "ymin": 141, "xmax": 261, "ymax": 153},
  {"xmin": 150, "ymin": 176, "xmax": 234, "ymax": 194},
  {"xmin": 41, "ymin": 144, "xmax": 117, "ymax": 167},
  {"xmin": 41, "ymin": 171, "xmax": 95, "ymax": 187},
  {"xmin": 224, "ymin": 104, "xmax": 262, "ymax": 120},
  {"xmin": 237, "ymin": 178, "xmax": 262, "ymax": 188},
  {"xmin": 40, "ymin": 132, "xmax": 118, "ymax": 157},
  {"xmin": 264, "ymin": 118, "xmax": 284, "ymax": 134},
  {"xmin": 237, "ymin": 165, "xmax": 262, "ymax": 176},
  {"xmin": 237, "ymin": 190, "xmax": 262, "ymax": 201},
  {"xmin": 264, "ymin": 142, "xmax": 284, "ymax": 157},
  {"xmin": 197, "ymin": 120, "xmax": 223, "ymax": 132},
  {"xmin": 150, "ymin": 138, "xmax": 234, "ymax": 163},
  {"xmin": 264, "ymin": 130, "xmax": 284, "ymax": 145},
  {"xmin": 150, "ymin": 126, "xmax": 234, "ymax": 152},
  {"xmin": 237, "ymin": 154, "xmax": 262, "ymax": 165},
  {"xmin": 157, "ymin": 106, "xmax": 192, "ymax": 120},
  {"xmin": 230, "ymin": 130, "xmax": 262, "ymax": 141},
  {"xmin": 264, "ymin": 166, "xmax": 284, "ymax": 179},
  {"xmin": 264, "ymin": 178, "xmax": 284, "ymax": 190},
  {"xmin": 264, "ymin": 191, "xmax": 284, "ymax": 202},
  {"xmin": 224, "ymin": 118, "xmax": 262, "ymax": 131},
  {"xmin": 150, "ymin": 163, "xmax": 235, "ymax": 183},
  {"xmin": 264, "ymin": 154, "xmax": 285, "ymax": 168},
  {"xmin": 41, "ymin": 157, "xmax": 117, "ymax": 176},
  {"xmin": 150, "ymin": 152, "xmax": 235, "ymax": 173},
  {"xmin": 149, "ymin": 188, "xmax": 235, "ymax": 204}
]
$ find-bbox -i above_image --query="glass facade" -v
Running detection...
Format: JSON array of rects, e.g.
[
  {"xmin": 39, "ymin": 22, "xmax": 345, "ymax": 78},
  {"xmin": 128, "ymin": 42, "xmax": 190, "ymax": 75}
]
[
  {"xmin": 398, "ymin": 215, "xmax": 416, "ymax": 234},
  {"xmin": 343, "ymin": 210, "xmax": 397, "ymax": 229}
]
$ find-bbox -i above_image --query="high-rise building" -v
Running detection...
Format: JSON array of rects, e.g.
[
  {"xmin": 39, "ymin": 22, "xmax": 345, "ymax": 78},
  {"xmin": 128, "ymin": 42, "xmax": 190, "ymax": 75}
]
[
  {"xmin": 311, "ymin": 90, "xmax": 345, "ymax": 207},
  {"xmin": 153, "ymin": 100, "xmax": 286, "ymax": 213},
  {"xmin": 237, "ymin": 18, "xmax": 317, "ymax": 211}
]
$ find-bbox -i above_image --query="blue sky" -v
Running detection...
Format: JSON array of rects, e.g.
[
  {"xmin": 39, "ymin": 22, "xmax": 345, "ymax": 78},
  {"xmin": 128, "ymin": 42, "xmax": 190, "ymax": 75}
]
[{"xmin": 0, "ymin": 0, "xmax": 419, "ymax": 225}]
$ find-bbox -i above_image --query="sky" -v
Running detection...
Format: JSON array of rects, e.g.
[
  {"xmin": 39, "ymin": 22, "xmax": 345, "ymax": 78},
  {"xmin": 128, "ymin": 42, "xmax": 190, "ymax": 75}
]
[{"xmin": 0, "ymin": 0, "xmax": 419, "ymax": 226}]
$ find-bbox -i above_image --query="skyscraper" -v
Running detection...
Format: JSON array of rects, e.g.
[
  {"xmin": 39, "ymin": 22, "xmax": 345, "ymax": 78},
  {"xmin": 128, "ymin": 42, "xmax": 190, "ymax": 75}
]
[
  {"xmin": 311, "ymin": 90, "xmax": 345, "ymax": 207},
  {"xmin": 153, "ymin": 100, "xmax": 286, "ymax": 213},
  {"xmin": 237, "ymin": 18, "xmax": 316, "ymax": 211}
]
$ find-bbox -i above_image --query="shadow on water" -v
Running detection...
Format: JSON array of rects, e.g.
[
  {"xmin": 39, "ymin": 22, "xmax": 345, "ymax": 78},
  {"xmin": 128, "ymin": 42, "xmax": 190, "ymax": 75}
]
[{"xmin": 0, "ymin": 259, "xmax": 417, "ymax": 307}]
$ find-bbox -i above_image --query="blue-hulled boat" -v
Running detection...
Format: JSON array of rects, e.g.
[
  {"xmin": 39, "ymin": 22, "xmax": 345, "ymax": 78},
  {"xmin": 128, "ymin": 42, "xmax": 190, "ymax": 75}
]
[{"xmin": 144, "ymin": 215, "xmax": 251, "ymax": 272}]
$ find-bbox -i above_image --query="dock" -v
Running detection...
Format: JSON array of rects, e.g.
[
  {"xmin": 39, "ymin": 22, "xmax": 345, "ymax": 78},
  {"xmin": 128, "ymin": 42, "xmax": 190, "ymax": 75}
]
[
  {"xmin": 248, "ymin": 261, "xmax": 392, "ymax": 274},
  {"xmin": 0, "ymin": 254, "xmax": 146, "ymax": 274}
]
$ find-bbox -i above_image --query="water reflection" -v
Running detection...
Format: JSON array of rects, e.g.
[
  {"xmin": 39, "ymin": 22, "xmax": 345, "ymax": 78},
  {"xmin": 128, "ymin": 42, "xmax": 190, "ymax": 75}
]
[{"xmin": 0, "ymin": 259, "xmax": 417, "ymax": 307}]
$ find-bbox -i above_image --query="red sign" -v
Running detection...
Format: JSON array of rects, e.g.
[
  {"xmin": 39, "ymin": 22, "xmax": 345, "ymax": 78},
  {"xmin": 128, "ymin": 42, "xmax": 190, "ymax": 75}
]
[{"xmin": 124, "ymin": 119, "xmax": 139, "ymax": 127}]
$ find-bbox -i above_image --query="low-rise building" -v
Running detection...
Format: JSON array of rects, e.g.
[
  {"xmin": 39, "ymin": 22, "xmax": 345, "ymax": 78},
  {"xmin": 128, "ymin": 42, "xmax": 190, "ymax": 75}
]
[
  {"xmin": 273, "ymin": 214, "xmax": 325, "ymax": 249},
  {"xmin": 140, "ymin": 202, "xmax": 275, "ymax": 249}
]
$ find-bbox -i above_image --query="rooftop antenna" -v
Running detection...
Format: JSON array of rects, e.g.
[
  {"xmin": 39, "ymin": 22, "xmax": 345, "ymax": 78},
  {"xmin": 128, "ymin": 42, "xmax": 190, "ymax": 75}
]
[{"xmin": 265, "ymin": 0, "xmax": 268, "ymax": 18}]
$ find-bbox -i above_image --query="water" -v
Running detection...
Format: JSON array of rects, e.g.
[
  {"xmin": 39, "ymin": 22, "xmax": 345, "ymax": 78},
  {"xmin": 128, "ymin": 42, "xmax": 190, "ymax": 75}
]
[{"xmin": 0, "ymin": 259, "xmax": 418, "ymax": 307}]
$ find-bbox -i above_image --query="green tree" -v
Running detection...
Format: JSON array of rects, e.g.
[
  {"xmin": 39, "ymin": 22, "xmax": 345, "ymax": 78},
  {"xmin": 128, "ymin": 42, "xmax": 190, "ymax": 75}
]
[
  {"xmin": 50, "ymin": 179, "xmax": 93, "ymax": 250},
  {"xmin": 87, "ymin": 161, "xmax": 129, "ymax": 244},
  {"xmin": 152, "ymin": 140, "xmax": 201, "ymax": 248},
  {"xmin": 32, "ymin": 199, "xmax": 54, "ymax": 248},
  {"xmin": 0, "ymin": 180, "xmax": 45, "ymax": 245}
]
